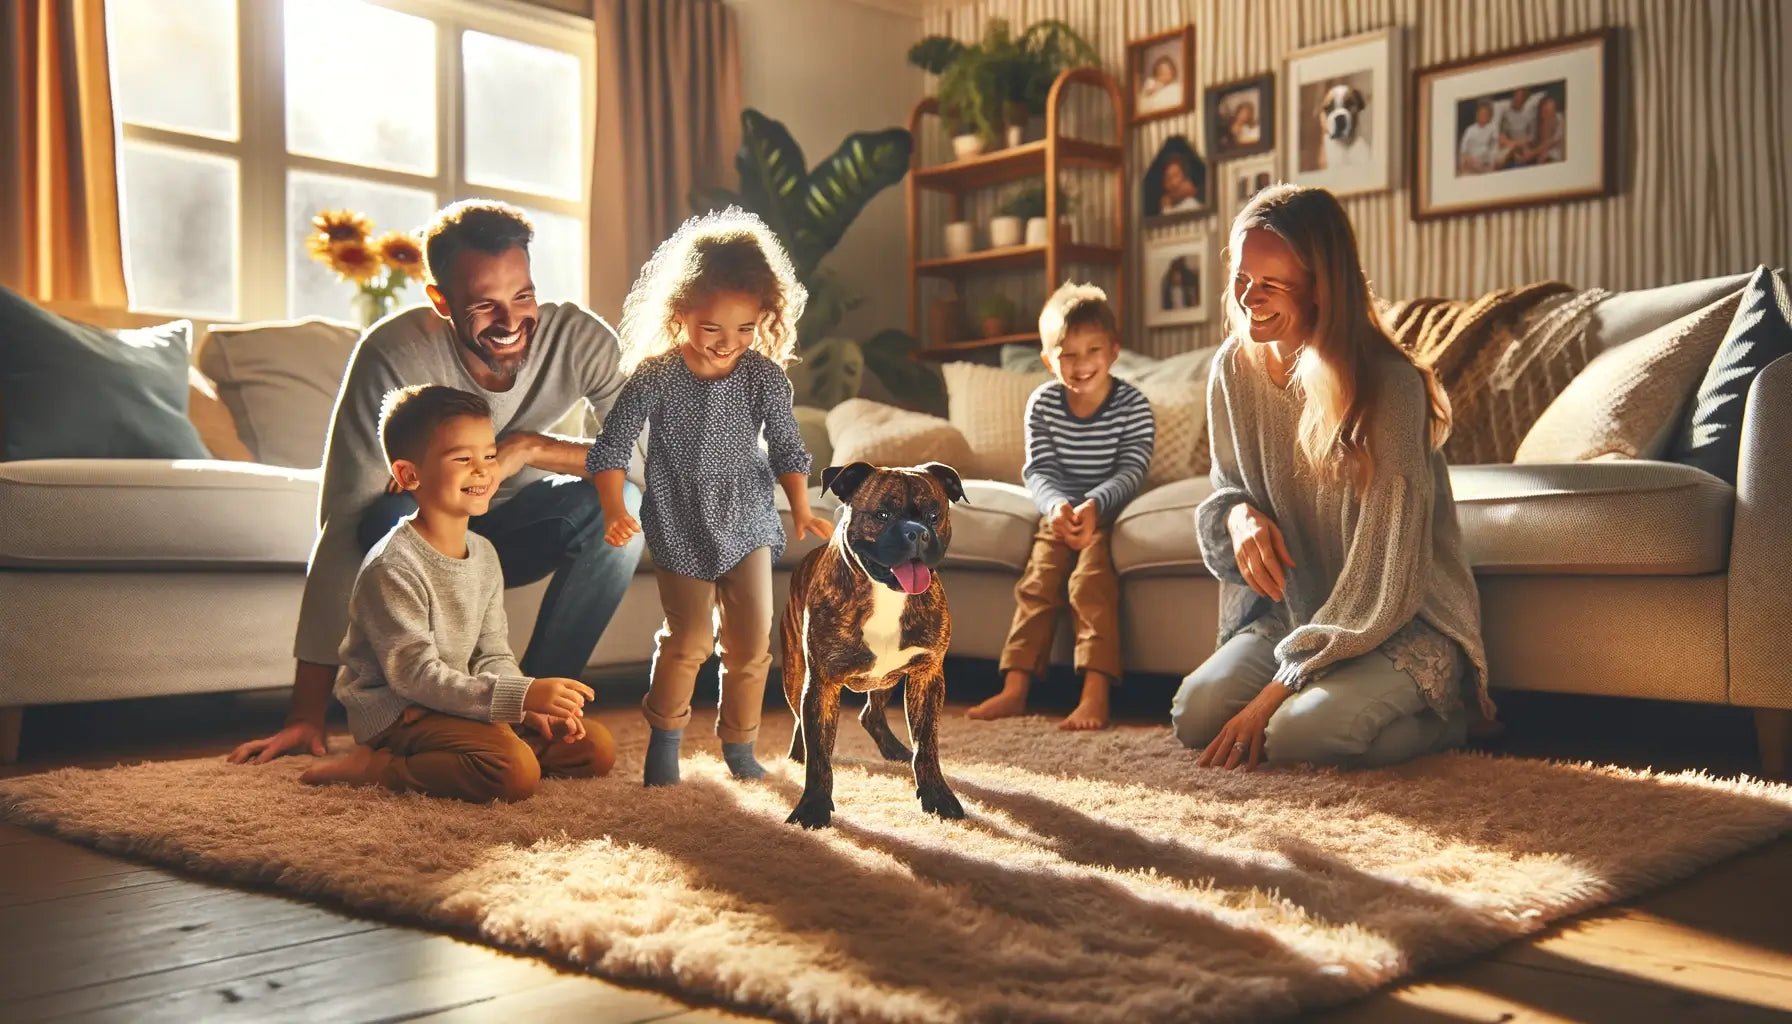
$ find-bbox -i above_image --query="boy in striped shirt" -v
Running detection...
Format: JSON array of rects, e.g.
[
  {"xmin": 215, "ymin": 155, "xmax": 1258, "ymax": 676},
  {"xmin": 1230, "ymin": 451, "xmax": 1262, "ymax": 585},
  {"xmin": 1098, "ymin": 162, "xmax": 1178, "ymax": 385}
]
[{"xmin": 968, "ymin": 283, "xmax": 1155, "ymax": 730}]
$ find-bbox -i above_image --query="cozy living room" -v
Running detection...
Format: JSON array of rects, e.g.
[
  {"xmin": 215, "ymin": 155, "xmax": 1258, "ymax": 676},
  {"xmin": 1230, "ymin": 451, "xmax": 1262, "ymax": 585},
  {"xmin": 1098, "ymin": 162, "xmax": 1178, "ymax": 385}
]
[{"xmin": 2, "ymin": 0, "xmax": 1790, "ymax": 1021}]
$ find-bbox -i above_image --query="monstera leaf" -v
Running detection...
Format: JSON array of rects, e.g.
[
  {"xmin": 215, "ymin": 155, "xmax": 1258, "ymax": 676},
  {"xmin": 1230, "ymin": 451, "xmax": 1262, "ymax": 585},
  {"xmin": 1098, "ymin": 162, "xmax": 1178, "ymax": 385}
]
[{"xmin": 787, "ymin": 336, "xmax": 865, "ymax": 410}]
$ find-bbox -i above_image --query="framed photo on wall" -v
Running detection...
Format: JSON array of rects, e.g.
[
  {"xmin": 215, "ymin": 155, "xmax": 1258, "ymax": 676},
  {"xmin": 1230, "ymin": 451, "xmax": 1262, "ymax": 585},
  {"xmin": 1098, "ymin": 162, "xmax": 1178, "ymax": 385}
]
[
  {"xmin": 1412, "ymin": 30, "xmax": 1617, "ymax": 220},
  {"xmin": 1205, "ymin": 73, "xmax": 1276, "ymax": 160},
  {"xmin": 1282, "ymin": 27, "xmax": 1401, "ymax": 197},
  {"xmin": 1227, "ymin": 153, "xmax": 1280, "ymax": 212},
  {"xmin": 1127, "ymin": 26, "xmax": 1194, "ymax": 123},
  {"xmin": 1141, "ymin": 135, "xmax": 1208, "ymax": 227},
  {"xmin": 1142, "ymin": 233, "xmax": 1211, "ymax": 328}
]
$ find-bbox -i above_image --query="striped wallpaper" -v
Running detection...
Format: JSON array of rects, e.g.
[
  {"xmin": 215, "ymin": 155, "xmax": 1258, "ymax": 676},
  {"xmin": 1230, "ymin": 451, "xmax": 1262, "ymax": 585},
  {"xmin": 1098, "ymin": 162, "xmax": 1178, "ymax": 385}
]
[{"xmin": 915, "ymin": 0, "xmax": 1791, "ymax": 357}]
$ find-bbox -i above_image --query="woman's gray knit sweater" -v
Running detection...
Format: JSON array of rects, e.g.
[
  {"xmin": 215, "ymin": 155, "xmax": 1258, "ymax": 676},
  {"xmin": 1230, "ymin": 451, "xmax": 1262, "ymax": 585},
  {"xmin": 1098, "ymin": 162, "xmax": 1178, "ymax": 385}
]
[{"xmin": 1195, "ymin": 337, "xmax": 1496, "ymax": 721}]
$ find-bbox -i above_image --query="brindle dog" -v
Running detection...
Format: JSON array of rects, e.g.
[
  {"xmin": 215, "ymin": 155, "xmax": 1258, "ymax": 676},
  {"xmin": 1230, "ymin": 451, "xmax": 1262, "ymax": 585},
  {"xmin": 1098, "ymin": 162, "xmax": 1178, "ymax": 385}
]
[{"xmin": 780, "ymin": 461, "xmax": 966, "ymax": 829}]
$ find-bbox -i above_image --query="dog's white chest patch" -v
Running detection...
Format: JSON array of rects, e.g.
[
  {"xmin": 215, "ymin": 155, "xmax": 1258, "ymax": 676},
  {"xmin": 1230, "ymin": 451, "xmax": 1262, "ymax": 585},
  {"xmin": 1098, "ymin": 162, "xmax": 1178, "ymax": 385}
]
[{"xmin": 860, "ymin": 585, "xmax": 928, "ymax": 679}]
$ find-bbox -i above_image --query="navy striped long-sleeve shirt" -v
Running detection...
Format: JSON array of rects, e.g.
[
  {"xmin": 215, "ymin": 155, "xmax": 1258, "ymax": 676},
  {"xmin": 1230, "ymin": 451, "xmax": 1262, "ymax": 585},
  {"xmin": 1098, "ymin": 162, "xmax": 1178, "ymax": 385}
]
[{"xmin": 1021, "ymin": 378, "xmax": 1156, "ymax": 521}]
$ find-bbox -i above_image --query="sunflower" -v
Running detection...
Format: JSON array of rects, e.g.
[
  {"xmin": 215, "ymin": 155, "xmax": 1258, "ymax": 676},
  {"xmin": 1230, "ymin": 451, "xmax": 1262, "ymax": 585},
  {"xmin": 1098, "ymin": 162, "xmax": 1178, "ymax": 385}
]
[
  {"xmin": 325, "ymin": 239, "xmax": 385, "ymax": 284},
  {"xmin": 375, "ymin": 231, "xmax": 426, "ymax": 281},
  {"xmin": 306, "ymin": 208, "xmax": 373, "ymax": 259}
]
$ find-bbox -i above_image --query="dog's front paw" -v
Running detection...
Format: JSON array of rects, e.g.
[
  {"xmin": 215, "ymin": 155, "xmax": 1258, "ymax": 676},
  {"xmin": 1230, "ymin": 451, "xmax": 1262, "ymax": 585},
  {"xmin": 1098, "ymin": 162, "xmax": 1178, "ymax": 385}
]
[
  {"xmin": 786, "ymin": 793, "xmax": 835, "ymax": 829},
  {"xmin": 917, "ymin": 783, "xmax": 965, "ymax": 820}
]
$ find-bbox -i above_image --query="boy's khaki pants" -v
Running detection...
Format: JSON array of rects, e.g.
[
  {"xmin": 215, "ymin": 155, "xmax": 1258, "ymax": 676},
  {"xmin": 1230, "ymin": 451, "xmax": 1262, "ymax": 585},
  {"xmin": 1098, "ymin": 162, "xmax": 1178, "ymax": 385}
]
[
  {"xmin": 644, "ymin": 546, "xmax": 772, "ymax": 744},
  {"xmin": 369, "ymin": 706, "xmax": 616, "ymax": 803},
  {"xmin": 998, "ymin": 518, "xmax": 1122, "ymax": 682}
]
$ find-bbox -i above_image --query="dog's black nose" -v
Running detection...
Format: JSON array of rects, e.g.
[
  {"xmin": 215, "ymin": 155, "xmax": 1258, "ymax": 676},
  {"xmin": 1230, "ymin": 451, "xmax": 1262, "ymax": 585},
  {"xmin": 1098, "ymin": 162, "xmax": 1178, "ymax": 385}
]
[{"xmin": 898, "ymin": 521, "xmax": 928, "ymax": 547}]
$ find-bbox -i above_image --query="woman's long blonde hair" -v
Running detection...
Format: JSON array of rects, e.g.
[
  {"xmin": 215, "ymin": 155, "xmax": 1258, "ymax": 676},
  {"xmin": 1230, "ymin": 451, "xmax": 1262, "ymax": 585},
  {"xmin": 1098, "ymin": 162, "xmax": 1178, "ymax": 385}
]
[
  {"xmin": 616, "ymin": 206, "xmax": 807, "ymax": 375},
  {"xmin": 1224, "ymin": 184, "xmax": 1451, "ymax": 489}
]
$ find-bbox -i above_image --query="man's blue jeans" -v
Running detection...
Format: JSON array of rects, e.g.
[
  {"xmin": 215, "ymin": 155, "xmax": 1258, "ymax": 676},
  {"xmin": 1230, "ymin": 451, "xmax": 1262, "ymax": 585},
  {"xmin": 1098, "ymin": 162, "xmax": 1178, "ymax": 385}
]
[{"xmin": 357, "ymin": 475, "xmax": 644, "ymax": 679}]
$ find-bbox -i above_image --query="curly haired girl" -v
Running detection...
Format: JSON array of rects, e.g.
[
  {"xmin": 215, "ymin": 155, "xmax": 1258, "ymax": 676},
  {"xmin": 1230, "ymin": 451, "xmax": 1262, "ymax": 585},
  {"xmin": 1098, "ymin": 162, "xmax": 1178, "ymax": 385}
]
[{"xmin": 586, "ymin": 207, "xmax": 832, "ymax": 786}]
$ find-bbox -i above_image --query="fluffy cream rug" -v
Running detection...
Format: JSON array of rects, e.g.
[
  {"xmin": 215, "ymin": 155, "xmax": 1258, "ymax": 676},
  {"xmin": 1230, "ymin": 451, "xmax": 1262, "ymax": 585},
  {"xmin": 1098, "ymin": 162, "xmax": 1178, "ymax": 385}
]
[{"xmin": 4, "ymin": 708, "xmax": 1790, "ymax": 1024}]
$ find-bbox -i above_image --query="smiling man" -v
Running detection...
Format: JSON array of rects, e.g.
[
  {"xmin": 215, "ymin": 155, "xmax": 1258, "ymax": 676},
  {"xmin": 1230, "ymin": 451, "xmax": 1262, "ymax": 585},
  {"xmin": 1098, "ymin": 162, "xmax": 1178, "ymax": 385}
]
[{"xmin": 229, "ymin": 200, "xmax": 644, "ymax": 765}]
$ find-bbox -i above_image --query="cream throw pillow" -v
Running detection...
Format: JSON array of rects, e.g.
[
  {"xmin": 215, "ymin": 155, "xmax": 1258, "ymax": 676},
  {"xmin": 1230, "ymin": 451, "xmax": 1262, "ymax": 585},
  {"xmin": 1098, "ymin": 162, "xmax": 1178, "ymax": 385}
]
[
  {"xmin": 826, "ymin": 398, "xmax": 973, "ymax": 474},
  {"xmin": 1515, "ymin": 292, "xmax": 1742, "ymax": 463},
  {"xmin": 942, "ymin": 361, "xmax": 1050, "ymax": 482},
  {"xmin": 199, "ymin": 317, "xmax": 359, "ymax": 468},
  {"xmin": 1135, "ymin": 377, "xmax": 1207, "ymax": 489},
  {"xmin": 187, "ymin": 365, "xmax": 256, "ymax": 461}
]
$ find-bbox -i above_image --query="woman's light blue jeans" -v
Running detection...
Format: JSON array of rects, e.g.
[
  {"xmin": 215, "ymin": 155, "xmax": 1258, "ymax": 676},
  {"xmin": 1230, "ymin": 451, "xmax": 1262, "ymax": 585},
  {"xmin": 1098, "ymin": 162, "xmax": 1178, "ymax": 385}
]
[{"xmin": 1171, "ymin": 633, "xmax": 1465, "ymax": 768}]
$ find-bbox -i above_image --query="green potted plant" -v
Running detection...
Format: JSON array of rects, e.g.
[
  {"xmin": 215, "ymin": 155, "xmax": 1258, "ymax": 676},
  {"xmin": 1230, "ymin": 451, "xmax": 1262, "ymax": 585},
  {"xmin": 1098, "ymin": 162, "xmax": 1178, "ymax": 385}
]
[
  {"xmin": 908, "ymin": 18, "xmax": 1097, "ymax": 155},
  {"xmin": 999, "ymin": 183, "xmax": 1076, "ymax": 246},
  {"xmin": 977, "ymin": 293, "xmax": 1018, "ymax": 338}
]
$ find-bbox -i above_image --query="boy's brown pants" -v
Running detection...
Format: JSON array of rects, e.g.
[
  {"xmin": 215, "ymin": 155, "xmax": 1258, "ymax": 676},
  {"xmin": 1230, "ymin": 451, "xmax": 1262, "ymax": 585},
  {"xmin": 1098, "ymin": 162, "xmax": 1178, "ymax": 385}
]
[
  {"xmin": 998, "ymin": 518, "xmax": 1122, "ymax": 682},
  {"xmin": 368, "ymin": 706, "xmax": 617, "ymax": 803}
]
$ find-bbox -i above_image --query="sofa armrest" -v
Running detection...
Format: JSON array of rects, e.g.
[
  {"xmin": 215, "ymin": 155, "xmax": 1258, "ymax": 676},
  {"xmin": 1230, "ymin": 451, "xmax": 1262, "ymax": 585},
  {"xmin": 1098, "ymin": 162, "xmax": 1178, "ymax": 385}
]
[{"xmin": 1728, "ymin": 353, "xmax": 1792, "ymax": 707}]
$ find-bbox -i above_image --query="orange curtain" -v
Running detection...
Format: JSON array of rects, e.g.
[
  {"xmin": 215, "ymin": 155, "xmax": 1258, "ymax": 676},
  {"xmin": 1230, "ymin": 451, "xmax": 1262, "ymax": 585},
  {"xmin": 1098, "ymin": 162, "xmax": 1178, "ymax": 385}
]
[
  {"xmin": 588, "ymin": 0, "xmax": 742, "ymax": 322},
  {"xmin": 0, "ymin": 0, "xmax": 128, "ymax": 305}
]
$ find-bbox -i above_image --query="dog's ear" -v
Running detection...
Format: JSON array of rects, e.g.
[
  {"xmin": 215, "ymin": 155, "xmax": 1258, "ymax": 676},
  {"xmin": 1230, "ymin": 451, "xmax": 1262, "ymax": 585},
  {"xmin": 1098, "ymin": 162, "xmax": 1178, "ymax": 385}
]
[
  {"xmin": 919, "ymin": 462, "xmax": 967, "ymax": 504},
  {"xmin": 1350, "ymin": 89, "xmax": 1366, "ymax": 112},
  {"xmin": 822, "ymin": 462, "xmax": 877, "ymax": 501}
]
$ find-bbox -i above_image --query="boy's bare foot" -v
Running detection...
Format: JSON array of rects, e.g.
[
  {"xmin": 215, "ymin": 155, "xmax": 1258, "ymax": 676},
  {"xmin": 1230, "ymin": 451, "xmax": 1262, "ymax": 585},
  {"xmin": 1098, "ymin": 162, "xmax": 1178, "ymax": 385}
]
[
  {"xmin": 967, "ymin": 671, "xmax": 1033, "ymax": 720},
  {"xmin": 1059, "ymin": 674, "xmax": 1111, "ymax": 731},
  {"xmin": 299, "ymin": 744, "xmax": 386, "ymax": 787}
]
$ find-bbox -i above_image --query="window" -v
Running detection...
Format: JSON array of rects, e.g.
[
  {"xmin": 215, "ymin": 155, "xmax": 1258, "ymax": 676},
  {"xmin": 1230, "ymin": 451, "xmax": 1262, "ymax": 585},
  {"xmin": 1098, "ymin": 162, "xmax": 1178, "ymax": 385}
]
[{"xmin": 106, "ymin": 0, "xmax": 594, "ymax": 322}]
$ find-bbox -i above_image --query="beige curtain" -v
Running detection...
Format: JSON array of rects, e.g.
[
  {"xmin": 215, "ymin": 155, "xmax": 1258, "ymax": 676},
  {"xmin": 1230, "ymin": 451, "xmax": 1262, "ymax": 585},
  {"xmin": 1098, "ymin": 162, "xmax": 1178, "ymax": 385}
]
[
  {"xmin": 0, "ymin": 0, "xmax": 128, "ymax": 306},
  {"xmin": 588, "ymin": 0, "xmax": 743, "ymax": 321}
]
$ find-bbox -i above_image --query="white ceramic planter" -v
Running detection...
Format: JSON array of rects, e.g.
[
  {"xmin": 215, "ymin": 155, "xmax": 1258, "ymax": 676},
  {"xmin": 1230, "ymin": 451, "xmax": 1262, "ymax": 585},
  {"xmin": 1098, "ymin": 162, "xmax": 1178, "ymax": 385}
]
[
  {"xmin": 944, "ymin": 221, "xmax": 974, "ymax": 258},
  {"xmin": 951, "ymin": 134, "xmax": 985, "ymax": 160},
  {"xmin": 1024, "ymin": 217, "xmax": 1049, "ymax": 246},
  {"xmin": 989, "ymin": 215, "xmax": 1023, "ymax": 249},
  {"xmin": 1004, "ymin": 124, "xmax": 1024, "ymax": 148}
]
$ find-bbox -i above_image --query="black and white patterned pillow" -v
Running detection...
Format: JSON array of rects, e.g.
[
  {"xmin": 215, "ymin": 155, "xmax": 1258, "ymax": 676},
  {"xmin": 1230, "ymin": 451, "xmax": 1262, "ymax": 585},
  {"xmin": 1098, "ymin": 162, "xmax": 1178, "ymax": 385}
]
[{"xmin": 1668, "ymin": 266, "xmax": 1792, "ymax": 485}]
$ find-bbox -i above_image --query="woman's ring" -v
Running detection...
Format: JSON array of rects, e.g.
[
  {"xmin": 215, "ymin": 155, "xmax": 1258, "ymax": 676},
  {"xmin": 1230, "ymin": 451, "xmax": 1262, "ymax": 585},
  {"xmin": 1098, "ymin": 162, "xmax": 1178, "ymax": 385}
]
[{"xmin": 1232, "ymin": 741, "xmax": 1246, "ymax": 754}]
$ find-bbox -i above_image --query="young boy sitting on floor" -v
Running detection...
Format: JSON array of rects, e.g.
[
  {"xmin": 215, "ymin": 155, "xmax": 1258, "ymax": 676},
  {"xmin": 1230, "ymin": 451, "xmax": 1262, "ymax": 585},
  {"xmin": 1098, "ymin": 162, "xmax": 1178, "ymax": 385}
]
[
  {"xmin": 300, "ymin": 385, "xmax": 616, "ymax": 801},
  {"xmin": 967, "ymin": 283, "xmax": 1155, "ymax": 730}
]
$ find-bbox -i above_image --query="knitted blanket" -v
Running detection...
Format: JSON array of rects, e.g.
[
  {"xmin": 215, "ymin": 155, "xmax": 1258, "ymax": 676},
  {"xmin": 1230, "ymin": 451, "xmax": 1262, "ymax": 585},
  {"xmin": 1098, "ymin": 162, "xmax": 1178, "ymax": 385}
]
[{"xmin": 1381, "ymin": 283, "xmax": 1610, "ymax": 465}]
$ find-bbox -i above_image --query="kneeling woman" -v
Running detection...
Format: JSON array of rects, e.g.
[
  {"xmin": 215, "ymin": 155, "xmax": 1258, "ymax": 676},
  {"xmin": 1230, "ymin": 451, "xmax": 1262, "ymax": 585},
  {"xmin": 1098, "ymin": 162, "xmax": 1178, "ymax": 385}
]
[{"xmin": 1173, "ymin": 184, "xmax": 1496, "ymax": 769}]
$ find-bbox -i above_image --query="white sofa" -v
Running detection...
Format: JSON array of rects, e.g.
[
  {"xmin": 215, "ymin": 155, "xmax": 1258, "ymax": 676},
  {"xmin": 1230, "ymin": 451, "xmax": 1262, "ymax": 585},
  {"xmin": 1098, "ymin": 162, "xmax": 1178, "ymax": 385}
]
[{"xmin": 2, "ymin": 273, "xmax": 1788, "ymax": 773}]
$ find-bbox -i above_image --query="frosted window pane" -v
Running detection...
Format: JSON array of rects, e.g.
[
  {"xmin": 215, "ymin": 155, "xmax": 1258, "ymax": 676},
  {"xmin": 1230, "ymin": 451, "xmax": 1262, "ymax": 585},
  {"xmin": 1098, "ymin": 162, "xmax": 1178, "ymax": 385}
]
[
  {"xmin": 518, "ymin": 207, "xmax": 584, "ymax": 304},
  {"xmin": 107, "ymin": 0, "xmax": 238, "ymax": 138},
  {"xmin": 285, "ymin": 0, "xmax": 435, "ymax": 174},
  {"xmin": 288, "ymin": 172, "xmax": 438, "ymax": 320},
  {"xmin": 463, "ymin": 32, "xmax": 583, "ymax": 200},
  {"xmin": 119, "ymin": 143, "xmax": 239, "ymax": 318}
]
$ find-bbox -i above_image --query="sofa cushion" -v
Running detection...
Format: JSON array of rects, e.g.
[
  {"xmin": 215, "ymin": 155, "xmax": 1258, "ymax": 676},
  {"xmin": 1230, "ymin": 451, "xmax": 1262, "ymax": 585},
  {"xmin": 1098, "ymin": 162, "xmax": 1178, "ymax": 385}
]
[
  {"xmin": 199, "ymin": 317, "xmax": 359, "ymax": 468},
  {"xmin": 0, "ymin": 287, "xmax": 210, "ymax": 462},
  {"xmin": 946, "ymin": 480, "xmax": 1046, "ymax": 571},
  {"xmin": 1668, "ymin": 266, "xmax": 1792, "ymax": 485},
  {"xmin": 0, "ymin": 459, "xmax": 321, "ymax": 569},
  {"xmin": 187, "ymin": 365, "xmax": 256, "ymax": 461},
  {"xmin": 1515, "ymin": 291, "xmax": 1740, "ymax": 463},
  {"xmin": 1586, "ymin": 270, "xmax": 1752, "ymax": 353},
  {"xmin": 1451, "ymin": 461, "xmax": 1733, "ymax": 575},
  {"xmin": 1111, "ymin": 476, "xmax": 1215, "ymax": 576},
  {"xmin": 826, "ymin": 399, "xmax": 974, "ymax": 474},
  {"xmin": 942, "ymin": 362, "xmax": 1048, "ymax": 483}
]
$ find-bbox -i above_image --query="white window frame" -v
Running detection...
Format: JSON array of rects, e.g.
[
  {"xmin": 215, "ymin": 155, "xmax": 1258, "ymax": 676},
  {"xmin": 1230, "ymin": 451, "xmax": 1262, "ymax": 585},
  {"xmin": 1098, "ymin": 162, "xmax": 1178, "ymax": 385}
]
[{"xmin": 115, "ymin": 0, "xmax": 596, "ymax": 321}]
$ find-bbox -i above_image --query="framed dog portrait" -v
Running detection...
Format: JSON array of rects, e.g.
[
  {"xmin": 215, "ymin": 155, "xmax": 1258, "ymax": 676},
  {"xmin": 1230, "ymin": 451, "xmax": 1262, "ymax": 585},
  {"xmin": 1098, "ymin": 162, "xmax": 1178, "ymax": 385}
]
[
  {"xmin": 1412, "ymin": 30, "xmax": 1617, "ymax": 220},
  {"xmin": 1127, "ymin": 26, "xmax": 1194, "ymax": 124},
  {"xmin": 1142, "ymin": 233, "xmax": 1211, "ymax": 328},
  {"xmin": 1205, "ymin": 73, "xmax": 1276, "ymax": 160},
  {"xmin": 1282, "ymin": 27, "xmax": 1401, "ymax": 197},
  {"xmin": 1140, "ymin": 135, "xmax": 1208, "ymax": 227}
]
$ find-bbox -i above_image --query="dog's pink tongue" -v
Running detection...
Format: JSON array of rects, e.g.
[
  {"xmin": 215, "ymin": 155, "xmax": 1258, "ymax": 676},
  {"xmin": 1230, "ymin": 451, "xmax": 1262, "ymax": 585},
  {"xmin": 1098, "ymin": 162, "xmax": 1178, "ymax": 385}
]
[{"xmin": 892, "ymin": 561, "xmax": 932, "ymax": 594}]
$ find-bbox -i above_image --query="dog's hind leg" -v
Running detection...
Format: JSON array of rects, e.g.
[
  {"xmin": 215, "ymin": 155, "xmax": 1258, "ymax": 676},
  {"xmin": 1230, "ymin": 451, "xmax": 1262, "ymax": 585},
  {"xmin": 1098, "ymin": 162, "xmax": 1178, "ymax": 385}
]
[
  {"xmin": 860, "ymin": 681, "xmax": 914, "ymax": 763},
  {"xmin": 781, "ymin": 581, "xmax": 808, "ymax": 763}
]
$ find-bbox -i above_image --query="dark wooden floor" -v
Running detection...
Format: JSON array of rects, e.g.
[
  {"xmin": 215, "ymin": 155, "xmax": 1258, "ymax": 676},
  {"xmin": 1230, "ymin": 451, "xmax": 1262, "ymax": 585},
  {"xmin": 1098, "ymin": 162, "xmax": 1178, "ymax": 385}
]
[{"xmin": 3, "ymin": 670, "xmax": 1789, "ymax": 1023}]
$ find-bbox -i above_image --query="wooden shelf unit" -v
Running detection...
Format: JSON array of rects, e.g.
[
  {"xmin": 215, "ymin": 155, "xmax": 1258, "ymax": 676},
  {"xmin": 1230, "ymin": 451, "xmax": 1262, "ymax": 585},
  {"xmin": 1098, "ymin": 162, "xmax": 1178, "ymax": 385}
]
[{"xmin": 906, "ymin": 66, "xmax": 1127, "ymax": 360}]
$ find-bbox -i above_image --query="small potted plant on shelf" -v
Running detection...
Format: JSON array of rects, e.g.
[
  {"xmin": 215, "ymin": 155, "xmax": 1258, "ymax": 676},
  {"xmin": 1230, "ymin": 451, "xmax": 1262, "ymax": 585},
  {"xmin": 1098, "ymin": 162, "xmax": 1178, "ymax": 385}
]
[
  {"xmin": 999, "ymin": 184, "xmax": 1077, "ymax": 247},
  {"xmin": 908, "ymin": 18, "xmax": 1098, "ymax": 158},
  {"xmin": 977, "ymin": 293, "xmax": 1017, "ymax": 338}
]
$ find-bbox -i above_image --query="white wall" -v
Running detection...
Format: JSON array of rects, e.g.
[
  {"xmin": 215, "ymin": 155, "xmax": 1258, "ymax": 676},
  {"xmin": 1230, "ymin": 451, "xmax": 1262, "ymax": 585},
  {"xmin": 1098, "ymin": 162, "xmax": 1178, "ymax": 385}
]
[{"xmin": 728, "ymin": 0, "xmax": 922, "ymax": 344}]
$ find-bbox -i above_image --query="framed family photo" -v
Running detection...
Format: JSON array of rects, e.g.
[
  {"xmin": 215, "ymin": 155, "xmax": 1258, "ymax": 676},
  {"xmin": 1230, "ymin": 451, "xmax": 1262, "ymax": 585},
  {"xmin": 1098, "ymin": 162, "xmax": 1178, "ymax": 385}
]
[
  {"xmin": 1412, "ymin": 30, "xmax": 1617, "ymax": 220},
  {"xmin": 1140, "ymin": 135, "xmax": 1209, "ymax": 227},
  {"xmin": 1282, "ymin": 27, "xmax": 1400, "ymax": 197},
  {"xmin": 1205, "ymin": 73, "xmax": 1276, "ymax": 160},
  {"xmin": 1127, "ymin": 25, "xmax": 1194, "ymax": 123},
  {"xmin": 1142, "ymin": 233, "xmax": 1211, "ymax": 328},
  {"xmin": 1227, "ymin": 153, "xmax": 1279, "ymax": 211}
]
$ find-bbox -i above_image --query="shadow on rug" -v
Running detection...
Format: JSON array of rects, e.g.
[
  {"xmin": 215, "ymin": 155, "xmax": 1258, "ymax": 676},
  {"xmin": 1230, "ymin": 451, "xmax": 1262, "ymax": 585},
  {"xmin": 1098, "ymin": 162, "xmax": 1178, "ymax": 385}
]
[{"xmin": 3, "ymin": 709, "xmax": 1789, "ymax": 1024}]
